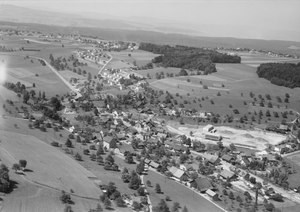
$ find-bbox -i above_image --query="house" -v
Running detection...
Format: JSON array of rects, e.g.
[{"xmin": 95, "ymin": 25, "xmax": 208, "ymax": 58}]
[
  {"xmin": 149, "ymin": 161, "xmax": 160, "ymax": 169},
  {"xmin": 219, "ymin": 169, "xmax": 236, "ymax": 181},
  {"xmin": 206, "ymin": 189, "xmax": 219, "ymax": 200},
  {"xmin": 202, "ymin": 153, "xmax": 220, "ymax": 165},
  {"xmin": 169, "ymin": 166, "xmax": 188, "ymax": 181},
  {"xmin": 144, "ymin": 158, "xmax": 151, "ymax": 165},
  {"xmin": 222, "ymin": 154, "xmax": 234, "ymax": 163},
  {"xmin": 190, "ymin": 177, "xmax": 212, "ymax": 192}
]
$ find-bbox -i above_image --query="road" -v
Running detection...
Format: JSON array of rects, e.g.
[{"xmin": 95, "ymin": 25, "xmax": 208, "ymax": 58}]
[
  {"xmin": 98, "ymin": 53, "xmax": 113, "ymax": 75},
  {"xmin": 29, "ymin": 56, "xmax": 82, "ymax": 98}
]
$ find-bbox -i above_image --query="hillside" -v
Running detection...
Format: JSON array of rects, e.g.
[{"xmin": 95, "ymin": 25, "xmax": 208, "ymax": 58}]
[{"xmin": 1, "ymin": 20, "xmax": 300, "ymax": 57}]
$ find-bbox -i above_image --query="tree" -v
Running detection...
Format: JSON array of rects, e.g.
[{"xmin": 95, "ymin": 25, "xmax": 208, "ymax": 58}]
[
  {"xmin": 65, "ymin": 139, "xmax": 73, "ymax": 148},
  {"xmin": 125, "ymin": 153, "xmax": 134, "ymax": 164},
  {"xmin": 153, "ymin": 199, "xmax": 170, "ymax": 212},
  {"xmin": 128, "ymin": 171, "xmax": 141, "ymax": 190},
  {"xmin": 250, "ymin": 177, "xmax": 256, "ymax": 184},
  {"xmin": 179, "ymin": 69, "xmax": 188, "ymax": 76},
  {"xmin": 182, "ymin": 206, "xmax": 188, "ymax": 212},
  {"xmin": 132, "ymin": 201, "xmax": 141, "ymax": 211},
  {"xmin": 137, "ymin": 187, "xmax": 146, "ymax": 196},
  {"xmin": 136, "ymin": 161, "xmax": 145, "ymax": 174},
  {"xmin": 146, "ymin": 180, "xmax": 152, "ymax": 187},
  {"xmin": 64, "ymin": 205, "xmax": 74, "ymax": 212},
  {"xmin": 105, "ymin": 154, "xmax": 115, "ymax": 164},
  {"xmin": 12, "ymin": 163, "xmax": 21, "ymax": 172},
  {"xmin": 265, "ymin": 203, "xmax": 275, "ymax": 211},
  {"xmin": 19, "ymin": 160, "xmax": 27, "ymax": 169},
  {"xmin": 171, "ymin": 202, "xmax": 180, "ymax": 212},
  {"xmin": 115, "ymin": 196, "xmax": 125, "ymax": 207},
  {"xmin": 155, "ymin": 183, "xmax": 161, "ymax": 193},
  {"xmin": 104, "ymin": 197, "xmax": 112, "ymax": 209},
  {"xmin": 229, "ymin": 191, "xmax": 235, "ymax": 200},
  {"xmin": 60, "ymin": 190, "xmax": 72, "ymax": 204},
  {"xmin": 89, "ymin": 204, "xmax": 103, "ymax": 212},
  {"xmin": 74, "ymin": 153, "xmax": 82, "ymax": 161}
]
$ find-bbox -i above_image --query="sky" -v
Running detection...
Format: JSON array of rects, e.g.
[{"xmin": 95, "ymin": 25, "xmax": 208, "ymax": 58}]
[{"xmin": 2, "ymin": 0, "xmax": 300, "ymax": 41}]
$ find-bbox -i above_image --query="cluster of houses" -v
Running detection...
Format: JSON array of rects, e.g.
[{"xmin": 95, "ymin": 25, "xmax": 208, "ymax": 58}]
[{"xmin": 77, "ymin": 49, "xmax": 110, "ymax": 65}]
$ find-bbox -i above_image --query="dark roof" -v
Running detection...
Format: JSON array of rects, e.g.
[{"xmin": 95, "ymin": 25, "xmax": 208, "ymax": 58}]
[
  {"xmin": 192, "ymin": 177, "xmax": 212, "ymax": 192},
  {"xmin": 222, "ymin": 154, "xmax": 234, "ymax": 162}
]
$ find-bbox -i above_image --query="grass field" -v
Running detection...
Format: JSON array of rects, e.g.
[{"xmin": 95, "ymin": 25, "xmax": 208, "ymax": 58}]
[
  {"xmin": 0, "ymin": 116, "xmax": 105, "ymax": 211},
  {"xmin": 144, "ymin": 171, "xmax": 223, "ymax": 212},
  {"xmin": 0, "ymin": 54, "xmax": 70, "ymax": 97},
  {"xmin": 110, "ymin": 50, "xmax": 159, "ymax": 66},
  {"xmin": 150, "ymin": 61, "xmax": 300, "ymax": 120}
]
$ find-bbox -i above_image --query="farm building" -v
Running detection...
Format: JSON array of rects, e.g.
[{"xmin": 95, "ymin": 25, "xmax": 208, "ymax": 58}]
[{"xmin": 205, "ymin": 133, "xmax": 222, "ymax": 141}]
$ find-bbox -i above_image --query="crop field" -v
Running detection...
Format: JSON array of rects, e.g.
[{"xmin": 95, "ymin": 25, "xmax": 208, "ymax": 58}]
[
  {"xmin": 145, "ymin": 170, "xmax": 223, "ymax": 212},
  {"xmin": 111, "ymin": 49, "xmax": 159, "ymax": 66}
]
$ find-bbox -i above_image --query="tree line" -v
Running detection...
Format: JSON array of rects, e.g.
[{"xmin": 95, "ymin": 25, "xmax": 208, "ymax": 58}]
[
  {"xmin": 139, "ymin": 43, "xmax": 241, "ymax": 74},
  {"xmin": 257, "ymin": 62, "xmax": 300, "ymax": 88}
]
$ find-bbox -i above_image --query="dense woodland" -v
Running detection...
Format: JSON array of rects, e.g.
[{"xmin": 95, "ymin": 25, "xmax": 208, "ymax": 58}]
[
  {"xmin": 139, "ymin": 43, "xmax": 241, "ymax": 74},
  {"xmin": 257, "ymin": 63, "xmax": 300, "ymax": 88}
]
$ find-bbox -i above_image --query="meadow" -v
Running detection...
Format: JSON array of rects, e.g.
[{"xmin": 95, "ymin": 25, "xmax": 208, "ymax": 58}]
[{"xmin": 110, "ymin": 49, "xmax": 159, "ymax": 66}]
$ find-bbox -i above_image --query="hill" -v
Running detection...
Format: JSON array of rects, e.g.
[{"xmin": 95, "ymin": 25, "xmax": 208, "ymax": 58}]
[{"xmin": 1, "ymin": 16, "xmax": 300, "ymax": 57}]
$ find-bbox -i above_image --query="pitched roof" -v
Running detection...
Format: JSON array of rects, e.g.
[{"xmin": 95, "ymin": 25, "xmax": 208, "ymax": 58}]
[
  {"xmin": 202, "ymin": 153, "xmax": 219, "ymax": 164},
  {"xmin": 222, "ymin": 154, "xmax": 234, "ymax": 162},
  {"xmin": 220, "ymin": 169, "xmax": 235, "ymax": 179},
  {"xmin": 169, "ymin": 166, "xmax": 185, "ymax": 179},
  {"xmin": 149, "ymin": 161, "xmax": 160, "ymax": 168},
  {"xmin": 206, "ymin": 189, "xmax": 217, "ymax": 197},
  {"xmin": 193, "ymin": 177, "xmax": 212, "ymax": 191}
]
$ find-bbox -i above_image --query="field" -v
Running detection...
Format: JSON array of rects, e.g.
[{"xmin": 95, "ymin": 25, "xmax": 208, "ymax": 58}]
[
  {"xmin": 0, "ymin": 54, "xmax": 70, "ymax": 97},
  {"xmin": 0, "ymin": 117, "xmax": 103, "ymax": 211},
  {"xmin": 149, "ymin": 56, "xmax": 300, "ymax": 121},
  {"xmin": 110, "ymin": 50, "xmax": 159, "ymax": 66},
  {"xmin": 144, "ymin": 170, "xmax": 223, "ymax": 212}
]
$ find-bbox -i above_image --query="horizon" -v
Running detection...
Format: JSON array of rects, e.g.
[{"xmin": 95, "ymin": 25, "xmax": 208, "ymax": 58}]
[{"xmin": 1, "ymin": 0, "xmax": 300, "ymax": 42}]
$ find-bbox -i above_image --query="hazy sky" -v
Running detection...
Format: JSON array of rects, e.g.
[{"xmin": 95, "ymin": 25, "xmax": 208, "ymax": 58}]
[{"xmin": 2, "ymin": 0, "xmax": 300, "ymax": 41}]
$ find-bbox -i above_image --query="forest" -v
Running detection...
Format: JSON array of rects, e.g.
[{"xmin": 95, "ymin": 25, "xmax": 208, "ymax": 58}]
[
  {"xmin": 257, "ymin": 63, "xmax": 300, "ymax": 88},
  {"xmin": 139, "ymin": 43, "xmax": 241, "ymax": 74}
]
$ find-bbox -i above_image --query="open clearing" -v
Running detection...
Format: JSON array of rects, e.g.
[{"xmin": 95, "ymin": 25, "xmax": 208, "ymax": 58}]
[{"xmin": 167, "ymin": 123, "xmax": 286, "ymax": 151}]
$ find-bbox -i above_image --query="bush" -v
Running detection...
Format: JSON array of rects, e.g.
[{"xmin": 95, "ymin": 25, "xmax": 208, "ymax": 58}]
[{"xmin": 51, "ymin": 141, "xmax": 59, "ymax": 147}]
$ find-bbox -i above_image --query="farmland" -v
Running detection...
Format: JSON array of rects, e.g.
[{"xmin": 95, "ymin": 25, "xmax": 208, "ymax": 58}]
[
  {"xmin": 0, "ymin": 119, "xmax": 102, "ymax": 211},
  {"xmin": 149, "ymin": 56, "xmax": 300, "ymax": 123}
]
